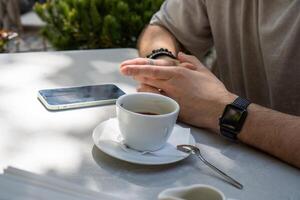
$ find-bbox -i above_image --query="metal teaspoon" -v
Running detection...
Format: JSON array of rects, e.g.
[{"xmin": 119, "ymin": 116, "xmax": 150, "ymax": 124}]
[{"xmin": 177, "ymin": 144, "xmax": 243, "ymax": 190}]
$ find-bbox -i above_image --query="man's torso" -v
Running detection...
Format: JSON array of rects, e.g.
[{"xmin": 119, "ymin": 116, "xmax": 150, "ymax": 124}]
[{"xmin": 151, "ymin": 0, "xmax": 300, "ymax": 115}]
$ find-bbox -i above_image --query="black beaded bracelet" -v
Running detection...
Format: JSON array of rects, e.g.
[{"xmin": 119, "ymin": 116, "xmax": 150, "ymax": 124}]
[{"xmin": 146, "ymin": 48, "xmax": 176, "ymax": 59}]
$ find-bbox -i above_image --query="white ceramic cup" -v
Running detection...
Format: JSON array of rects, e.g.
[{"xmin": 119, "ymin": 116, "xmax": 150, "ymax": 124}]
[
  {"xmin": 116, "ymin": 92, "xmax": 180, "ymax": 152},
  {"xmin": 158, "ymin": 184, "xmax": 237, "ymax": 200}
]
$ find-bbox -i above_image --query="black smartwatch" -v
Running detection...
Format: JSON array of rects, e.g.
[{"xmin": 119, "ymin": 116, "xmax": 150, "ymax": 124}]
[{"xmin": 219, "ymin": 97, "xmax": 251, "ymax": 140}]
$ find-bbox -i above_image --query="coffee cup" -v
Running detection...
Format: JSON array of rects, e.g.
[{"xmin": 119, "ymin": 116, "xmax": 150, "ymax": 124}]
[
  {"xmin": 116, "ymin": 92, "xmax": 180, "ymax": 152},
  {"xmin": 158, "ymin": 184, "xmax": 237, "ymax": 200}
]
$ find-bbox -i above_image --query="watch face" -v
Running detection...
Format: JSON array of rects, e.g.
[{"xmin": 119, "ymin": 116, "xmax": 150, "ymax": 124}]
[{"xmin": 221, "ymin": 105, "xmax": 247, "ymax": 131}]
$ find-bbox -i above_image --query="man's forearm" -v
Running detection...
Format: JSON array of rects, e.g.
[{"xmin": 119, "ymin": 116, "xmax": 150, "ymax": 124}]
[
  {"xmin": 138, "ymin": 25, "xmax": 180, "ymax": 57},
  {"xmin": 237, "ymin": 104, "xmax": 300, "ymax": 168},
  {"xmin": 206, "ymin": 94, "xmax": 300, "ymax": 168}
]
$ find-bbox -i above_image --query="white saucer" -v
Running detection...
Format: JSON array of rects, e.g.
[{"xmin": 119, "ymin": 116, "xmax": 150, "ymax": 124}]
[{"xmin": 92, "ymin": 118, "xmax": 195, "ymax": 165}]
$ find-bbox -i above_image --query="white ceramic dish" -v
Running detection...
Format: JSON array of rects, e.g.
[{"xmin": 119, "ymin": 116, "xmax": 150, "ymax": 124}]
[
  {"xmin": 92, "ymin": 118, "xmax": 195, "ymax": 165},
  {"xmin": 158, "ymin": 184, "xmax": 238, "ymax": 200}
]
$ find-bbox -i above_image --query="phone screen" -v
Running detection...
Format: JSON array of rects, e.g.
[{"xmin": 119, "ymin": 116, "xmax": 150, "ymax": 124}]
[{"xmin": 39, "ymin": 84, "xmax": 125, "ymax": 105}]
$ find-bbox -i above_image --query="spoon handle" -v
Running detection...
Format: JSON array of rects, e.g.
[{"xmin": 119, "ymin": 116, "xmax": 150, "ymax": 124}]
[{"xmin": 196, "ymin": 154, "xmax": 243, "ymax": 190}]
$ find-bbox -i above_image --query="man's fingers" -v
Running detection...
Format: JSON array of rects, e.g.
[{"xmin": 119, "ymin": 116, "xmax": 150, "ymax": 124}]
[
  {"xmin": 133, "ymin": 75, "xmax": 166, "ymax": 89},
  {"xmin": 137, "ymin": 84, "xmax": 160, "ymax": 94},
  {"xmin": 179, "ymin": 62, "xmax": 198, "ymax": 70},
  {"xmin": 177, "ymin": 52, "xmax": 205, "ymax": 70},
  {"xmin": 121, "ymin": 58, "xmax": 153, "ymax": 67},
  {"xmin": 121, "ymin": 57, "xmax": 176, "ymax": 68},
  {"xmin": 177, "ymin": 52, "xmax": 200, "ymax": 65},
  {"xmin": 121, "ymin": 65, "xmax": 175, "ymax": 80}
]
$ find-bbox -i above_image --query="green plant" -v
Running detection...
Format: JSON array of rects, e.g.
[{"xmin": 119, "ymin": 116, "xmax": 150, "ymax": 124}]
[
  {"xmin": 34, "ymin": 0, "xmax": 164, "ymax": 50},
  {"xmin": 0, "ymin": 41, "xmax": 5, "ymax": 53}
]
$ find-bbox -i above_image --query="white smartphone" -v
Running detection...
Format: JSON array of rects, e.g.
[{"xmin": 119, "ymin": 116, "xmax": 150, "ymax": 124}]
[{"xmin": 38, "ymin": 84, "xmax": 126, "ymax": 110}]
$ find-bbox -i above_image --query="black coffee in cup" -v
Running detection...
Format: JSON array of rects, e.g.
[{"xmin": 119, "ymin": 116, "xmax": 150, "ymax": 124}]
[{"xmin": 136, "ymin": 112, "xmax": 160, "ymax": 115}]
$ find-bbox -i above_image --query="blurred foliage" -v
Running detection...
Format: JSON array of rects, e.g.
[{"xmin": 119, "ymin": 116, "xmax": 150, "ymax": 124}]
[{"xmin": 34, "ymin": 0, "xmax": 164, "ymax": 50}]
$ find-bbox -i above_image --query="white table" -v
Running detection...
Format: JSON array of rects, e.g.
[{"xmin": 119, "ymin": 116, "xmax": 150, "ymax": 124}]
[{"xmin": 0, "ymin": 49, "xmax": 299, "ymax": 199}]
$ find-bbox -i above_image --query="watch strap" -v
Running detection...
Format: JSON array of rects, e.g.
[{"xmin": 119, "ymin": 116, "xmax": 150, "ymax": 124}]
[
  {"xmin": 232, "ymin": 97, "xmax": 251, "ymax": 110},
  {"xmin": 220, "ymin": 127, "xmax": 239, "ymax": 140}
]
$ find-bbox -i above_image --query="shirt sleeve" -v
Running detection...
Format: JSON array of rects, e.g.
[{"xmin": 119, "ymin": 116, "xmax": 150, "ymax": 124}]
[{"xmin": 150, "ymin": 0, "xmax": 213, "ymax": 59}]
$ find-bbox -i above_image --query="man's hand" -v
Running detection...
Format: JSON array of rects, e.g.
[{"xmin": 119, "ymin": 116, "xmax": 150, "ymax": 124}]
[
  {"xmin": 120, "ymin": 52, "xmax": 236, "ymax": 131},
  {"xmin": 121, "ymin": 56, "xmax": 179, "ymax": 93},
  {"xmin": 121, "ymin": 54, "xmax": 196, "ymax": 93}
]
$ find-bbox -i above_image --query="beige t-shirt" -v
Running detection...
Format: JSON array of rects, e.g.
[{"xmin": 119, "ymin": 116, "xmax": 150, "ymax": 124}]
[{"xmin": 150, "ymin": 0, "xmax": 300, "ymax": 116}]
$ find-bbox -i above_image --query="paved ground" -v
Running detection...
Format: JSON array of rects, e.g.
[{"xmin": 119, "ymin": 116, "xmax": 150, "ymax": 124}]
[
  {"xmin": 4, "ymin": 11, "xmax": 52, "ymax": 53},
  {"xmin": 7, "ymin": 27, "xmax": 52, "ymax": 53}
]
